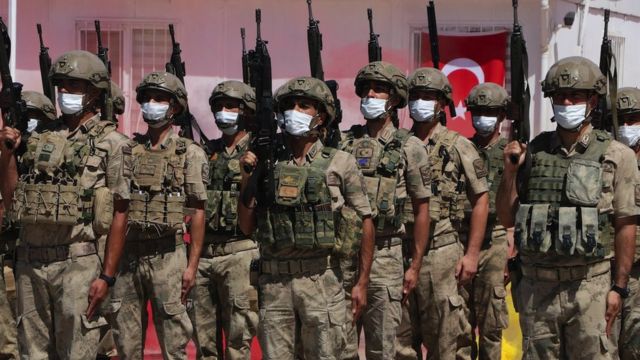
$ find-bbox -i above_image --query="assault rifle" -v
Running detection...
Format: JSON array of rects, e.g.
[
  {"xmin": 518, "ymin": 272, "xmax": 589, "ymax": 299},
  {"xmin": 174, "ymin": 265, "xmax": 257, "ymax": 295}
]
[
  {"xmin": 241, "ymin": 27, "xmax": 251, "ymax": 86},
  {"xmin": 598, "ymin": 9, "xmax": 618, "ymax": 139},
  {"xmin": 367, "ymin": 8, "xmax": 382, "ymax": 62},
  {"xmin": 509, "ymin": 0, "xmax": 530, "ymax": 162},
  {"xmin": 37, "ymin": 24, "xmax": 55, "ymax": 106},
  {"xmin": 427, "ymin": 1, "xmax": 456, "ymax": 124},
  {"xmin": 306, "ymin": 0, "xmax": 343, "ymax": 147},
  {"xmin": 241, "ymin": 9, "xmax": 276, "ymax": 207},
  {"xmin": 0, "ymin": 17, "xmax": 27, "ymax": 150},
  {"xmin": 94, "ymin": 20, "xmax": 114, "ymax": 122}
]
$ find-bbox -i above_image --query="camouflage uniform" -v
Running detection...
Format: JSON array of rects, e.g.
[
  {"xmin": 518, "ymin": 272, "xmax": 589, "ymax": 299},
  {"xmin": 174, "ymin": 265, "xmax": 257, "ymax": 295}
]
[
  {"xmin": 107, "ymin": 128, "xmax": 208, "ymax": 360},
  {"xmin": 191, "ymin": 132, "xmax": 258, "ymax": 360},
  {"xmin": 1, "ymin": 197, "xmax": 18, "ymax": 360}
]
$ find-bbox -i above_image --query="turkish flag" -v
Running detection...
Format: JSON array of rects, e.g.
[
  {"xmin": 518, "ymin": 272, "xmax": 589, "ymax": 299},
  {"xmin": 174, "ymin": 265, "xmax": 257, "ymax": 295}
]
[{"xmin": 420, "ymin": 31, "xmax": 508, "ymax": 137}]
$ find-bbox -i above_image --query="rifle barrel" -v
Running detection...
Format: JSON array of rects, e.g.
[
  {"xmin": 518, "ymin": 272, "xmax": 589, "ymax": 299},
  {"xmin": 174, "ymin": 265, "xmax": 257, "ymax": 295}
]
[
  {"xmin": 368, "ymin": 9, "xmax": 374, "ymax": 33},
  {"xmin": 307, "ymin": 0, "xmax": 314, "ymax": 21},
  {"xmin": 95, "ymin": 20, "xmax": 102, "ymax": 47},
  {"xmin": 256, "ymin": 9, "xmax": 262, "ymax": 40}
]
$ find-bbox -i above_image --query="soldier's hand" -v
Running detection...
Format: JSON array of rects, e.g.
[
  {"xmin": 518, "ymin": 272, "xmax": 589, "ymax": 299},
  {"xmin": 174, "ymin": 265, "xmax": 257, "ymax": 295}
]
[
  {"xmin": 351, "ymin": 282, "xmax": 368, "ymax": 323},
  {"xmin": 240, "ymin": 151, "xmax": 258, "ymax": 177},
  {"xmin": 86, "ymin": 278, "xmax": 109, "ymax": 319},
  {"xmin": 0, "ymin": 127, "xmax": 22, "ymax": 153},
  {"xmin": 503, "ymin": 141, "xmax": 527, "ymax": 173},
  {"xmin": 455, "ymin": 253, "xmax": 479, "ymax": 285},
  {"xmin": 181, "ymin": 267, "xmax": 197, "ymax": 304},
  {"xmin": 402, "ymin": 267, "xmax": 419, "ymax": 303},
  {"xmin": 605, "ymin": 290, "xmax": 622, "ymax": 337}
]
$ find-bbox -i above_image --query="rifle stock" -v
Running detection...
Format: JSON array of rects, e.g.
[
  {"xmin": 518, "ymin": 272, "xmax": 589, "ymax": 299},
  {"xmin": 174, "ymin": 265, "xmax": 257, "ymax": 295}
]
[{"xmin": 0, "ymin": 17, "xmax": 27, "ymax": 150}]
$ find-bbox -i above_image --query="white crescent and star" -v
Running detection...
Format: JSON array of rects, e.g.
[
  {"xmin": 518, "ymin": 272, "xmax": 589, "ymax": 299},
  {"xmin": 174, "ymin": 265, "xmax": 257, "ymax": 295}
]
[{"xmin": 441, "ymin": 57, "xmax": 486, "ymax": 120}]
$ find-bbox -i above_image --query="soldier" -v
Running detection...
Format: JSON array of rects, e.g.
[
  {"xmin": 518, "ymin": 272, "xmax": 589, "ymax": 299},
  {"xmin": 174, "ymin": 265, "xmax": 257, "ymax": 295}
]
[
  {"xmin": 496, "ymin": 57, "xmax": 638, "ymax": 359},
  {"xmin": 610, "ymin": 87, "xmax": 640, "ymax": 360},
  {"xmin": 339, "ymin": 61, "xmax": 432, "ymax": 360},
  {"xmin": 397, "ymin": 67, "xmax": 488, "ymax": 360},
  {"xmin": 190, "ymin": 80, "xmax": 259, "ymax": 360},
  {"xmin": 463, "ymin": 83, "xmax": 510, "ymax": 359},
  {"xmin": 0, "ymin": 50, "xmax": 132, "ymax": 359},
  {"xmin": 238, "ymin": 76, "xmax": 375, "ymax": 360},
  {"xmin": 111, "ymin": 81, "xmax": 126, "ymax": 119},
  {"xmin": 106, "ymin": 71, "xmax": 208, "ymax": 360},
  {"xmin": 22, "ymin": 90, "xmax": 58, "ymax": 132}
]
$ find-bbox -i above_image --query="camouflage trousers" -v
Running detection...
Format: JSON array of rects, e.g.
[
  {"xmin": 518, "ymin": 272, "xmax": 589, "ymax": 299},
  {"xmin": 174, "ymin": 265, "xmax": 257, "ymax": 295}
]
[
  {"xmin": 257, "ymin": 260, "xmax": 346, "ymax": 360},
  {"xmin": 339, "ymin": 254, "xmax": 359, "ymax": 360},
  {"xmin": 463, "ymin": 230, "xmax": 509, "ymax": 360},
  {"xmin": 343, "ymin": 240, "xmax": 403, "ymax": 360},
  {"xmin": 396, "ymin": 236, "xmax": 473, "ymax": 360},
  {"xmin": 0, "ymin": 255, "xmax": 17, "ymax": 360},
  {"xmin": 515, "ymin": 261, "xmax": 611, "ymax": 359},
  {"xmin": 107, "ymin": 241, "xmax": 193, "ymax": 360},
  {"xmin": 15, "ymin": 252, "xmax": 106, "ymax": 359},
  {"xmin": 190, "ymin": 241, "xmax": 259, "ymax": 360},
  {"xmin": 610, "ymin": 262, "xmax": 640, "ymax": 360}
]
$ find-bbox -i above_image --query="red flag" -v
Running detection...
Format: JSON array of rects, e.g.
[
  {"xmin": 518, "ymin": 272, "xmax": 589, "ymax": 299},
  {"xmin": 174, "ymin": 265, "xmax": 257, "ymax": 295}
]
[{"xmin": 421, "ymin": 31, "xmax": 508, "ymax": 137}]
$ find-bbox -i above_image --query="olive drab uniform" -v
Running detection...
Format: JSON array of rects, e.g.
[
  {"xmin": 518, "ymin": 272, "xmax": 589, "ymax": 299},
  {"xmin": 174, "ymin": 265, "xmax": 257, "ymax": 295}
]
[
  {"xmin": 339, "ymin": 121, "xmax": 432, "ymax": 360},
  {"xmin": 395, "ymin": 122, "xmax": 488, "ymax": 360},
  {"xmin": 190, "ymin": 133, "xmax": 259, "ymax": 360},
  {"xmin": 0, "ymin": 191, "xmax": 18, "ymax": 360},
  {"xmin": 464, "ymin": 136, "xmax": 509, "ymax": 360},
  {"xmin": 513, "ymin": 127, "xmax": 638, "ymax": 359},
  {"xmin": 255, "ymin": 139, "xmax": 372, "ymax": 360},
  {"xmin": 9, "ymin": 114, "xmax": 132, "ymax": 359},
  {"xmin": 106, "ymin": 130, "xmax": 208, "ymax": 360}
]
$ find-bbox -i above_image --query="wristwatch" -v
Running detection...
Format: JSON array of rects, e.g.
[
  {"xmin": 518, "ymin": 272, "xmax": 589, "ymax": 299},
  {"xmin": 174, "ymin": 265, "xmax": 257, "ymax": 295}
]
[
  {"xmin": 99, "ymin": 273, "xmax": 117, "ymax": 287},
  {"xmin": 610, "ymin": 284, "xmax": 630, "ymax": 299}
]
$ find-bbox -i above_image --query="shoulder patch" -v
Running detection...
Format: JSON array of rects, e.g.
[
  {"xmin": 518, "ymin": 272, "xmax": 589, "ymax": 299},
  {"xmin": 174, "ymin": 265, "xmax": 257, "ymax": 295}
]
[
  {"xmin": 419, "ymin": 164, "xmax": 432, "ymax": 186},
  {"xmin": 635, "ymin": 184, "xmax": 640, "ymax": 206},
  {"xmin": 473, "ymin": 158, "xmax": 488, "ymax": 178}
]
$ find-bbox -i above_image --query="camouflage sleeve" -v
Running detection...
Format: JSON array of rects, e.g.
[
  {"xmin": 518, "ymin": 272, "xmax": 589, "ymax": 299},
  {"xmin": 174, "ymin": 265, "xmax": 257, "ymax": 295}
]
[
  {"xmin": 607, "ymin": 141, "xmax": 640, "ymax": 218},
  {"xmin": 105, "ymin": 133, "xmax": 133, "ymax": 201},
  {"xmin": 455, "ymin": 137, "xmax": 489, "ymax": 195},
  {"xmin": 403, "ymin": 136, "xmax": 432, "ymax": 200},
  {"xmin": 328, "ymin": 151, "xmax": 372, "ymax": 218},
  {"xmin": 184, "ymin": 143, "xmax": 209, "ymax": 201}
]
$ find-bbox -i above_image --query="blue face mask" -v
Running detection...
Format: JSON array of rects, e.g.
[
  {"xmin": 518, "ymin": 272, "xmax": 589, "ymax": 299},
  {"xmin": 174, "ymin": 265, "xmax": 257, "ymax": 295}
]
[{"xmin": 618, "ymin": 125, "xmax": 640, "ymax": 147}]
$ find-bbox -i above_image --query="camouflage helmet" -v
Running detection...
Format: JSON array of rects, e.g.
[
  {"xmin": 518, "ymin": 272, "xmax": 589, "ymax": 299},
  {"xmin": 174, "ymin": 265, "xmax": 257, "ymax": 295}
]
[
  {"xmin": 354, "ymin": 61, "xmax": 408, "ymax": 108},
  {"xmin": 407, "ymin": 67, "xmax": 453, "ymax": 106},
  {"xmin": 465, "ymin": 83, "xmax": 510, "ymax": 111},
  {"xmin": 135, "ymin": 71, "xmax": 188, "ymax": 114},
  {"xmin": 21, "ymin": 91, "xmax": 57, "ymax": 121},
  {"xmin": 617, "ymin": 87, "xmax": 640, "ymax": 117},
  {"xmin": 541, "ymin": 56, "xmax": 606, "ymax": 97},
  {"xmin": 49, "ymin": 50, "xmax": 110, "ymax": 90},
  {"xmin": 209, "ymin": 80, "xmax": 256, "ymax": 112},
  {"xmin": 274, "ymin": 76, "xmax": 336, "ymax": 123},
  {"xmin": 111, "ymin": 81, "xmax": 125, "ymax": 115}
]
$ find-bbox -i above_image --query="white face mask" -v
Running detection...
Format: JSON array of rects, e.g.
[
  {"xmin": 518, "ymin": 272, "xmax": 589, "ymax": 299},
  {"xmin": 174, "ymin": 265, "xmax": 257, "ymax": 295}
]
[
  {"xmin": 141, "ymin": 102, "xmax": 171, "ymax": 128},
  {"xmin": 472, "ymin": 115, "xmax": 498, "ymax": 136},
  {"xmin": 276, "ymin": 113, "xmax": 285, "ymax": 130},
  {"xmin": 215, "ymin": 111, "xmax": 240, "ymax": 135},
  {"xmin": 618, "ymin": 125, "xmax": 640, "ymax": 147},
  {"xmin": 553, "ymin": 103, "xmax": 587, "ymax": 130},
  {"xmin": 360, "ymin": 98, "xmax": 388, "ymax": 120},
  {"xmin": 409, "ymin": 100, "xmax": 437, "ymax": 123},
  {"xmin": 27, "ymin": 119, "xmax": 39, "ymax": 133},
  {"xmin": 58, "ymin": 92, "xmax": 84, "ymax": 115},
  {"xmin": 284, "ymin": 110, "xmax": 315, "ymax": 137}
]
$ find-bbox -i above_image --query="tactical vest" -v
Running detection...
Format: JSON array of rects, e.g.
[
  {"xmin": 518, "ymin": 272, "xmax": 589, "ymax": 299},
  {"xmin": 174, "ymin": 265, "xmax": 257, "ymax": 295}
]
[
  {"xmin": 515, "ymin": 130, "xmax": 613, "ymax": 260},
  {"xmin": 11, "ymin": 121, "xmax": 116, "ymax": 229},
  {"xmin": 342, "ymin": 125, "xmax": 411, "ymax": 232},
  {"xmin": 128, "ymin": 137, "xmax": 191, "ymax": 233},
  {"xmin": 256, "ymin": 147, "xmax": 338, "ymax": 250},
  {"xmin": 205, "ymin": 138, "xmax": 245, "ymax": 235}
]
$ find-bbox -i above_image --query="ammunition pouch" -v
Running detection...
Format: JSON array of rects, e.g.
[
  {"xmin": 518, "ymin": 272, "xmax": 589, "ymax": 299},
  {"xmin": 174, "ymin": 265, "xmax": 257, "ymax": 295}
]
[
  {"xmin": 12, "ymin": 182, "xmax": 94, "ymax": 226},
  {"xmin": 129, "ymin": 191, "xmax": 185, "ymax": 232}
]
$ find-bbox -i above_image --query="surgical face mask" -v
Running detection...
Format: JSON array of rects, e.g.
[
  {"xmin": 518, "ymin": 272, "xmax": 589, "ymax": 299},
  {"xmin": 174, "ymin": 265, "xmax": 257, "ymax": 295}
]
[
  {"xmin": 283, "ymin": 110, "xmax": 315, "ymax": 137},
  {"xmin": 215, "ymin": 111, "xmax": 240, "ymax": 135},
  {"xmin": 58, "ymin": 92, "xmax": 84, "ymax": 115},
  {"xmin": 552, "ymin": 103, "xmax": 587, "ymax": 130},
  {"xmin": 360, "ymin": 98, "xmax": 388, "ymax": 120},
  {"xmin": 27, "ymin": 119, "xmax": 39, "ymax": 133},
  {"xmin": 472, "ymin": 115, "xmax": 498, "ymax": 136},
  {"xmin": 618, "ymin": 125, "xmax": 640, "ymax": 147},
  {"xmin": 141, "ymin": 102, "xmax": 170, "ymax": 128},
  {"xmin": 409, "ymin": 100, "xmax": 437, "ymax": 123}
]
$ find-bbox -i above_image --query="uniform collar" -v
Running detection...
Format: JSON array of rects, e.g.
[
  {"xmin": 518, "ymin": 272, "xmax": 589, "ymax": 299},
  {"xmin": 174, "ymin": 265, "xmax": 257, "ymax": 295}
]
[
  {"xmin": 144, "ymin": 128, "xmax": 176, "ymax": 150},
  {"xmin": 305, "ymin": 139, "xmax": 324, "ymax": 163},
  {"xmin": 425, "ymin": 122, "xmax": 446, "ymax": 146},
  {"xmin": 549, "ymin": 124, "xmax": 594, "ymax": 156},
  {"xmin": 228, "ymin": 132, "xmax": 251, "ymax": 155},
  {"xmin": 366, "ymin": 121, "xmax": 397, "ymax": 144},
  {"xmin": 68, "ymin": 114, "xmax": 101, "ymax": 139}
]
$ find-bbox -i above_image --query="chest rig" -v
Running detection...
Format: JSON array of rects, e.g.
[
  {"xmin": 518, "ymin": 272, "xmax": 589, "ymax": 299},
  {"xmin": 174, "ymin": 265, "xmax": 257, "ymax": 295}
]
[
  {"xmin": 11, "ymin": 121, "xmax": 115, "ymax": 227},
  {"xmin": 128, "ymin": 137, "xmax": 191, "ymax": 233},
  {"xmin": 423, "ymin": 130, "xmax": 466, "ymax": 226},
  {"xmin": 343, "ymin": 125, "xmax": 410, "ymax": 232},
  {"xmin": 256, "ymin": 147, "xmax": 337, "ymax": 250},
  {"xmin": 205, "ymin": 139, "xmax": 245, "ymax": 235},
  {"xmin": 478, "ymin": 137, "xmax": 507, "ymax": 218},
  {"xmin": 515, "ymin": 130, "xmax": 613, "ymax": 260}
]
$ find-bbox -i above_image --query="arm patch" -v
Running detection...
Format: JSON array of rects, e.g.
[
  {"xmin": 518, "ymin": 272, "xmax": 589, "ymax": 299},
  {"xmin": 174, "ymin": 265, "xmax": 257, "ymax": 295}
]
[
  {"xmin": 419, "ymin": 165, "xmax": 432, "ymax": 186},
  {"xmin": 473, "ymin": 158, "xmax": 488, "ymax": 179}
]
